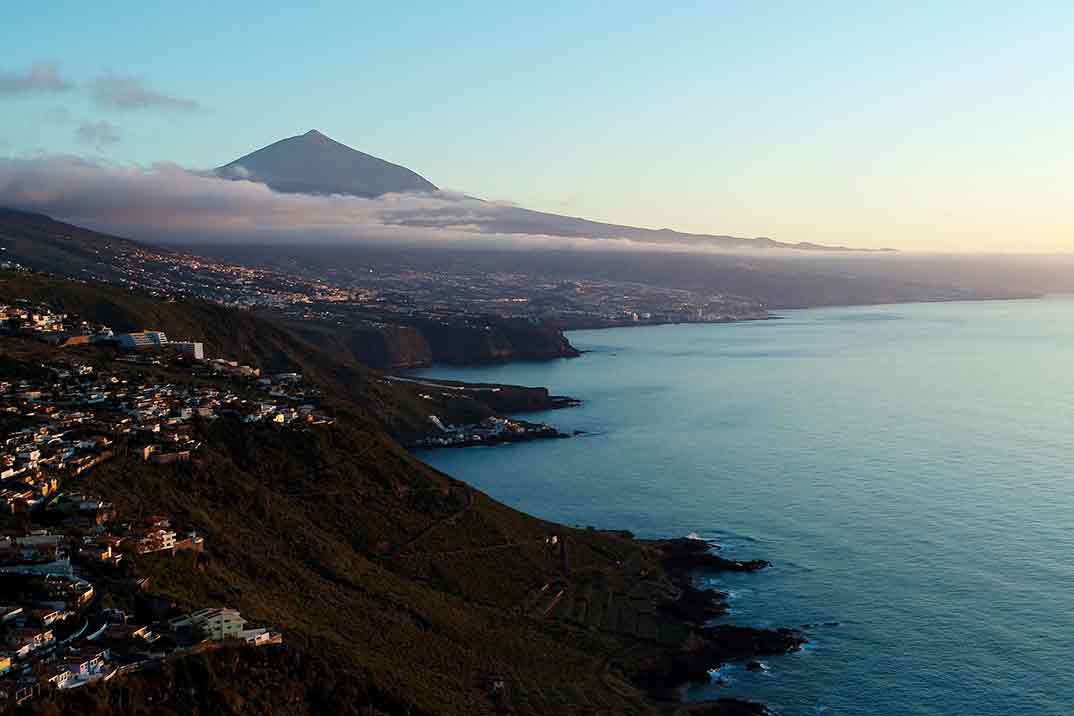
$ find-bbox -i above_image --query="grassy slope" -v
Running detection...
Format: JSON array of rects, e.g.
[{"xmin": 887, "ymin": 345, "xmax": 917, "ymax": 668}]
[{"xmin": 49, "ymin": 420, "xmax": 669, "ymax": 716}]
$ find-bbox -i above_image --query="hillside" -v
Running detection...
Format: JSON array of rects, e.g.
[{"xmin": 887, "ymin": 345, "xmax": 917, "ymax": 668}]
[
  {"xmin": 0, "ymin": 210, "xmax": 582, "ymax": 370},
  {"xmin": 0, "ymin": 208, "xmax": 150, "ymax": 283},
  {"xmin": 0, "ymin": 279, "xmax": 801, "ymax": 715},
  {"xmin": 12, "ymin": 414, "xmax": 785, "ymax": 716},
  {"xmin": 0, "ymin": 271, "xmax": 522, "ymax": 439}
]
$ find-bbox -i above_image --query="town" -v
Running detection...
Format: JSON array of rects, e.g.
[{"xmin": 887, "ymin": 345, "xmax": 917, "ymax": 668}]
[
  {"xmin": 0, "ymin": 299, "xmax": 351, "ymax": 707},
  {"xmin": 0, "ymin": 227, "xmax": 770, "ymax": 332},
  {"xmin": 412, "ymin": 414, "xmax": 568, "ymax": 449}
]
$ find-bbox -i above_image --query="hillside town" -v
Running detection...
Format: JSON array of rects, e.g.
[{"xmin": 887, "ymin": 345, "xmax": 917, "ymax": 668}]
[
  {"xmin": 0, "ymin": 301, "xmax": 332, "ymax": 515},
  {"xmin": 0, "ymin": 501, "xmax": 282, "ymax": 706},
  {"xmin": 2, "ymin": 223, "xmax": 770, "ymax": 332},
  {"xmin": 0, "ymin": 301, "xmax": 345, "ymax": 707}
]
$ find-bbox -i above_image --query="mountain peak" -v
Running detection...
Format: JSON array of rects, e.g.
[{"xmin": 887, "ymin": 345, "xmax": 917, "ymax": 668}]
[{"xmin": 215, "ymin": 131, "xmax": 438, "ymax": 198}]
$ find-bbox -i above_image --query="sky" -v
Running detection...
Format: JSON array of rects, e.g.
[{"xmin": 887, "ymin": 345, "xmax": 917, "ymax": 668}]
[{"xmin": 2, "ymin": 1, "xmax": 1073, "ymax": 252}]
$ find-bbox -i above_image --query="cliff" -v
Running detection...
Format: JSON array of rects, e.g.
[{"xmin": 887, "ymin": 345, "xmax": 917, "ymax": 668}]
[
  {"xmin": 402, "ymin": 316, "xmax": 580, "ymax": 366},
  {"xmin": 285, "ymin": 313, "xmax": 579, "ymax": 370}
]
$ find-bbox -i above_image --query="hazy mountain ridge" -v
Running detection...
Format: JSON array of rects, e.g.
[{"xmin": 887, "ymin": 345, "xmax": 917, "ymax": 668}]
[{"xmin": 215, "ymin": 131, "xmax": 885, "ymax": 252}]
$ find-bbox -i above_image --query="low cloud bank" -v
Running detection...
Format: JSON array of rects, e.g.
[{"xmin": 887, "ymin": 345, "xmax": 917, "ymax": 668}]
[{"xmin": 0, "ymin": 155, "xmax": 747, "ymax": 253}]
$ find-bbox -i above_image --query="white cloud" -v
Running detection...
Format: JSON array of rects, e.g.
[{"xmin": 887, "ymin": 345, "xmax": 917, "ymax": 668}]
[{"xmin": 0, "ymin": 155, "xmax": 779, "ymax": 254}]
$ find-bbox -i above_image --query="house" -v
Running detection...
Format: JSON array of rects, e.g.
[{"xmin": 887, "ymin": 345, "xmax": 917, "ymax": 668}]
[
  {"xmin": 57, "ymin": 647, "xmax": 109, "ymax": 677},
  {"xmin": 0, "ymin": 678, "xmax": 37, "ymax": 705},
  {"xmin": 136, "ymin": 529, "xmax": 176, "ymax": 554},
  {"xmin": 168, "ymin": 607, "xmax": 246, "ymax": 640},
  {"xmin": 43, "ymin": 665, "xmax": 73, "ymax": 688},
  {"xmin": 103, "ymin": 623, "xmax": 155, "ymax": 643},
  {"xmin": 29, "ymin": 608, "xmax": 67, "ymax": 626},
  {"xmin": 172, "ymin": 341, "xmax": 205, "ymax": 360},
  {"xmin": 5, "ymin": 627, "xmax": 55, "ymax": 654},
  {"xmin": 150, "ymin": 450, "xmax": 190, "ymax": 466},
  {"xmin": 239, "ymin": 628, "xmax": 284, "ymax": 647}
]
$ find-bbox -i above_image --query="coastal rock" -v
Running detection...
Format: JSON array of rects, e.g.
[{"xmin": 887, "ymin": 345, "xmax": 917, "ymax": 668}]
[
  {"xmin": 658, "ymin": 537, "xmax": 770, "ymax": 572},
  {"xmin": 634, "ymin": 625, "xmax": 805, "ymax": 699},
  {"xmin": 659, "ymin": 582, "xmax": 730, "ymax": 624}
]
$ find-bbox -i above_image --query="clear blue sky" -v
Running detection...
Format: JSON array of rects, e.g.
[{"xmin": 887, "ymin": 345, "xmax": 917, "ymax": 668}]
[{"xmin": 3, "ymin": 1, "xmax": 1073, "ymax": 250}]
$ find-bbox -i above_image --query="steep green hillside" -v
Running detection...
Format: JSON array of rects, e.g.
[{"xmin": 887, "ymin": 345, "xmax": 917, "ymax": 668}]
[{"xmin": 14, "ymin": 413, "xmax": 708, "ymax": 716}]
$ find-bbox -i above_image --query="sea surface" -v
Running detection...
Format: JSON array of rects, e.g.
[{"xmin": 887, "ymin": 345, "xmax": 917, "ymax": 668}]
[{"xmin": 415, "ymin": 297, "xmax": 1074, "ymax": 716}]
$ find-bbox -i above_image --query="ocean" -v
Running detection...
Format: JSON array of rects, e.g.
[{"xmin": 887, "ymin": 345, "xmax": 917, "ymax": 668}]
[{"xmin": 415, "ymin": 297, "xmax": 1074, "ymax": 715}]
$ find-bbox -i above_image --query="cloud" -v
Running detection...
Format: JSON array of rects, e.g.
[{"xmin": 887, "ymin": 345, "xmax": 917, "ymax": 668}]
[
  {"xmin": 90, "ymin": 72, "xmax": 199, "ymax": 112},
  {"xmin": 0, "ymin": 156, "xmax": 792, "ymax": 254},
  {"xmin": 0, "ymin": 156, "xmax": 535, "ymax": 245},
  {"xmin": 0, "ymin": 62, "xmax": 73, "ymax": 96},
  {"xmin": 223, "ymin": 163, "xmax": 253, "ymax": 179},
  {"xmin": 75, "ymin": 121, "xmax": 121, "ymax": 150}
]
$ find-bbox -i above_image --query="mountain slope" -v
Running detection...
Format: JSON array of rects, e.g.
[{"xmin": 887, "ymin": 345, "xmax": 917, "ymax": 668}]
[
  {"xmin": 216, "ymin": 130, "xmax": 438, "ymax": 197},
  {"xmin": 213, "ymin": 131, "xmax": 881, "ymax": 251},
  {"xmin": 392, "ymin": 202, "xmax": 890, "ymax": 252},
  {"xmin": 0, "ymin": 207, "xmax": 151, "ymax": 282}
]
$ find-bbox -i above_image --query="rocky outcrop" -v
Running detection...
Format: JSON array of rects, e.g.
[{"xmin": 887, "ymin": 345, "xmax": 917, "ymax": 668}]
[
  {"xmin": 409, "ymin": 316, "xmax": 580, "ymax": 366},
  {"xmin": 658, "ymin": 537, "xmax": 770, "ymax": 573},
  {"xmin": 636, "ymin": 624, "xmax": 805, "ymax": 700},
  {"xmin": 346, "ymin": 324, "xmax": 432, "ymax": 369},
  {"xmin": 328, "ymin": 317, "xmax": 579, "ymax": 370},
  {"xmin": 631, "ymin": 538, "xmax": 802, "ymax": 703}
]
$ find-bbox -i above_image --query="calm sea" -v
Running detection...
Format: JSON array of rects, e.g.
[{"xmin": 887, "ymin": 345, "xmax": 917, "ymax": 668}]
[{"xmin": 416, "ymin": 297, "xmax": 1074, "ymax": 716}]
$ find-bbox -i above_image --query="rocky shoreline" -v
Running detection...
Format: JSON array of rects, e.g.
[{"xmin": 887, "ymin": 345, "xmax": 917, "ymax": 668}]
[
  {"xmin": 636, "ymin": 537, "xmax": 805, "ymax": 711},
  {"xmin": 408, "ymin": 381, "xmax": 810, "ymax": 713}
]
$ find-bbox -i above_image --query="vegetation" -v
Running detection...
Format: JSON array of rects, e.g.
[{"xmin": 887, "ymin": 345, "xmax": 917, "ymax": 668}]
[
  {"xmin": 3, "ymin": 271, "xmax": 784, "ymax": 715},
  {"xmin": 15, "ymin": 414, "xmax": 687, "ymax": 715}
]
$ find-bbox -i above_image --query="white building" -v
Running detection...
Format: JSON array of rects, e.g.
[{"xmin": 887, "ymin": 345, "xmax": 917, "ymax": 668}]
[
  {"xmin": 169, "ymin": 608, "xmax": 247, "ymax": 640},
  {"xmin": 173, "ymin": 341, "xmax": 204, "ymax": 360},
  {"xmin": 116, "ymin": 331, "xmax": 169, "ymax": 350}
]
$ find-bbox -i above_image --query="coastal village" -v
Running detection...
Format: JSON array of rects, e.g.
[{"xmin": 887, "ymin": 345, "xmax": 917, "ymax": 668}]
[
  {"xmin": 412, "ymin": 414, "xmax": 565, "ymax": 448},
  {"xmin": 0, "ymin": 299, "xmax": 336, "ymax": 708}
]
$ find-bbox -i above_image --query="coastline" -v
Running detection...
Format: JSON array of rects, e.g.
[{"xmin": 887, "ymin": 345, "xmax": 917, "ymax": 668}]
[{"xmin": 406, "ymin": 374, "xmax": 809, "ymax": 712}]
